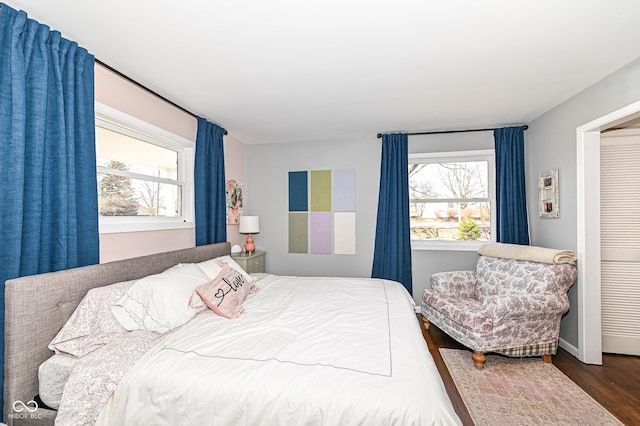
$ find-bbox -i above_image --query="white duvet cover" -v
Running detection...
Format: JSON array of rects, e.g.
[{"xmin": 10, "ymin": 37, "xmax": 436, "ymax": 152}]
[{"xmin": 96, "ymin": 275, "xmax": 461, "ymax": 425}]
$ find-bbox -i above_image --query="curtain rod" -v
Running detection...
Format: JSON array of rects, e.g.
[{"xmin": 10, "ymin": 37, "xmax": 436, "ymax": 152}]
[
  {"xmin": 376, "ymin": 125, "xmax": 528, "ymax": 138},
  {"xmin": 95, "ymin": 58, "xmax": 227, "ymax": 135}
]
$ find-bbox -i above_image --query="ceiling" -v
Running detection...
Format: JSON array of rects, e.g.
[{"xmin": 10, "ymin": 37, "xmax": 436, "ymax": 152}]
[{"xmin": 7, "ymin": 1, "xmax": 640, "ymax": 144}]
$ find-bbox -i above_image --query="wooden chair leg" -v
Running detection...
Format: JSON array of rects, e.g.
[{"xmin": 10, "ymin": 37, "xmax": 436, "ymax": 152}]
[
  {"xmin": 421, "ymin": 316, "xmax": 430, "ymax": 329},
  {"xmin": 472, "ymin": 351, "xmax": 486, "ymax": 370},
  {"xmin": 541, "ymin": 354, "xmax": 552, "ymax": 363}
]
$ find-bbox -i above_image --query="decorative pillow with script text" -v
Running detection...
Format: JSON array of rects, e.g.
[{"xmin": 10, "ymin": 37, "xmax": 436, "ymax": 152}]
[{"xmin": 192, "ymin": 264, "xmax": 253, "ymax": 319}]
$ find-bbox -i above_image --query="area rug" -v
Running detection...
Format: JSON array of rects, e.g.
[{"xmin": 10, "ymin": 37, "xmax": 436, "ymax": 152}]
[{"xmin": 440, "ymin": 348, "xmax": 623, "ymax": 426}]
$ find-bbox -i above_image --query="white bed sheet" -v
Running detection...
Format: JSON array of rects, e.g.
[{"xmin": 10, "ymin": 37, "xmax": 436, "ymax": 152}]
[{"xmin": 97, "ymin": 275, "xmax": 461, "ymax": 425}]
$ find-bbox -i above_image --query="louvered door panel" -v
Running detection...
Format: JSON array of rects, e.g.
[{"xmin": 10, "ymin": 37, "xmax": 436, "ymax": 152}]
[
  {"xmin": 600, "ymin": 135, "xmax": 640, "ymax": 356},
  {"xmin": 601, "ymin": 262, "xmax": 640, "ymax": 355}
]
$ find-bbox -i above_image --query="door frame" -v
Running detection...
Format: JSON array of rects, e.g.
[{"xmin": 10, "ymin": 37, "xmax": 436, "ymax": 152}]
[{"xmin": 576, "ymin": 99, "xmax": 640, "ymax": 364}]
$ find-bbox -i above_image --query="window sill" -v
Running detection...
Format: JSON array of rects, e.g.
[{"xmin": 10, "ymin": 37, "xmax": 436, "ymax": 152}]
[
  {"xmin": 411, "ymin": 240, "xmax": 487, "ymax": 252},
  {"xmin": 99, "ymin": 220, "xmax": 194, "ymax": 234}
]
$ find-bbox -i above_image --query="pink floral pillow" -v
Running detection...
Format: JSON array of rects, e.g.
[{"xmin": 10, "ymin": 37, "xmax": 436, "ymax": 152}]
[{"xmin": 192, "ymin": 264, "xmax": 253, "ymax": 319}]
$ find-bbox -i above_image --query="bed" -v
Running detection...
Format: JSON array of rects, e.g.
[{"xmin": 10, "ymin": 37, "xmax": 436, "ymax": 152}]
[{"xmin": 4, "ymin": 242, "xmax": 461, "ymax": 425}]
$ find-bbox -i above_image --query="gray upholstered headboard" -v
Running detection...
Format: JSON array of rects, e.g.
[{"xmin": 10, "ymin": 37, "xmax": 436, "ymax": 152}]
[{"xmin": 3, "ymin": 242, "xmax": 231, "ymax": 425}]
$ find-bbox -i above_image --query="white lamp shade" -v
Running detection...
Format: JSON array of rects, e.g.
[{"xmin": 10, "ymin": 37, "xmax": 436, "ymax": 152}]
[{"xmin": 239, "ymin": 215, "xmax": 260, "ymax": 234}]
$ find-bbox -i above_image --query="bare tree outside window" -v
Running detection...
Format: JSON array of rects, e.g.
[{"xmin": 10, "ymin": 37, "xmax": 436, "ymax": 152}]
[
  {"xmin": 437, "ymin": 162, "xmax": 486, "ymax": 210},
  {"xmin": 139, "ymin": 179, "xmax": 164, "ymax": 216},
  {"xmin": 409, "ymin": 154, "xmax": 493, "ymax": 242},
  {"xmin": 409, "ymin": 164, "xmax": 435, "ymax": 219}
]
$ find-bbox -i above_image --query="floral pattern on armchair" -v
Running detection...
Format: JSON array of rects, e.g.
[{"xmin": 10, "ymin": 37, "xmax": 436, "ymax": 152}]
[{"xmin": 421, "ymin": 255, "xmax": 577, "ymax": 369}]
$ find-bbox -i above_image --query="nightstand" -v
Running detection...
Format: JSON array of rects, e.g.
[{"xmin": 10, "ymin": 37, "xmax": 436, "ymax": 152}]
[{"xmin": 232, "ymin": 251, "xmax": 266, "ymax": 273}]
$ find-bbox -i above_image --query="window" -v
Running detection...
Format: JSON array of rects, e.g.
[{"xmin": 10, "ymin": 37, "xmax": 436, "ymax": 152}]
[
  {"xmin": 409, "ymin": 150, "xmax": 495, "ymax": 250},
  {"xmin": 95, "ymin": 103, "xmax": 195, "ymax": 233}
]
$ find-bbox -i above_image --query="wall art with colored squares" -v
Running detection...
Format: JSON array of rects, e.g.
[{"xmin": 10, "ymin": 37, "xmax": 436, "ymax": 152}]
[{"xmin": 288, "ymin": 169, "xmax": 356, "ymax": 255}]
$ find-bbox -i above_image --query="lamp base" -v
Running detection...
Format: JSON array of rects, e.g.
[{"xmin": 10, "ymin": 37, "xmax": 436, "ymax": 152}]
[{"xmin": 244, "ymin": 234, "xmax": 255, "ymax": 254}]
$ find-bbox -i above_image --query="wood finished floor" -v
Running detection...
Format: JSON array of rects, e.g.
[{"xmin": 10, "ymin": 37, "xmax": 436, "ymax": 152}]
[{"xmin": 418, "ymin": 316, "xmax": 640, "ymax": 426}]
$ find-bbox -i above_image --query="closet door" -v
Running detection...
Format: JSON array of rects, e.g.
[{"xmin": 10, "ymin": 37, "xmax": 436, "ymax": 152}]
[{"xmin": 600, "ymin": 132, "xmax": 640, "ymax": 356}]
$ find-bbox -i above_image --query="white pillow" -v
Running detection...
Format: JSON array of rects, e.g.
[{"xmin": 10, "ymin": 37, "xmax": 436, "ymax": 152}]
[
  {"xmin": 194, "ymin": 258, "xmax": 223, "ymax": 280},
  {"xmin": 196, "ymin": 255, "xmax": 252, "ymax": 282},
  {"xmin": 111, "ymin": 263, "xmax": 210, "ymax": 333}
]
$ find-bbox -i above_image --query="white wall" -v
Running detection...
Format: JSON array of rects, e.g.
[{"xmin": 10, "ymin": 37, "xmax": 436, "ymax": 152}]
[
  {"xmin": 247, "ymin": 131, "xmax": 494, "ymax": 304},
  {"xmin": 527, "ymin": 56, "xmax": 640, "ymax": 347}
]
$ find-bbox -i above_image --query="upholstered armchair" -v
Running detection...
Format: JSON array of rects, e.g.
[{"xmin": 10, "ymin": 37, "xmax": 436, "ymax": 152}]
[{"xmin": 421, "ymin": 244, "xmax": 577, "ymax": 369}]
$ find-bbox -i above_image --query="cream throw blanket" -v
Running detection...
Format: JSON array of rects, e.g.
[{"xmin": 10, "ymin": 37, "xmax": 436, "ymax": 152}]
[{"xmin": 478, "ymin": 243, "xmax": 577, "ymax": 265}]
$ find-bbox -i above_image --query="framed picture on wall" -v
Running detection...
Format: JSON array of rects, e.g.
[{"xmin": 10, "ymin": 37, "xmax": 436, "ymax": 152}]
[
  {"xmin": 539, "ymin": 169, "xmax": 559, "ymax": 218},
  {"xmin": 226, "ymin": 179, "xmax": 244, "ymax": 224}
]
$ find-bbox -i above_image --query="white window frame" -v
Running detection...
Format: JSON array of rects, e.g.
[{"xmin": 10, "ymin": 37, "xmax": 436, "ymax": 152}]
[
  {"xmin": 409, "ymin": 149, "xmax": 496, "ymax": 251},
  {"xmin": 95, "ymin": 102, "xmax": 195, "ymax": 234}
]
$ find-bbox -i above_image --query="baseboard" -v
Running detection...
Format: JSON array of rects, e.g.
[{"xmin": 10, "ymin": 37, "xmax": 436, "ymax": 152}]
[{"xmin": 559, "ymin": 337, "xmax": 579, "ymax": 358}]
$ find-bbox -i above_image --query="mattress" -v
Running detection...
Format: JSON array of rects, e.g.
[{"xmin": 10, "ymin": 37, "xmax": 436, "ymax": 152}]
[
  {"xmin": 95, "ymin": 275, "xmax": 461, "ymax": 425},
  {"xmin": 38, "ymin": 353, "xmax": 77, "ymax": 410}
]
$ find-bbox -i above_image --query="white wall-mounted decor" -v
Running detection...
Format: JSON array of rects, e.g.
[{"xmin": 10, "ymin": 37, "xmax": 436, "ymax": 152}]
[{"xmin": 539, "ymin": 169, "xmax": 559, "ymax": 218}]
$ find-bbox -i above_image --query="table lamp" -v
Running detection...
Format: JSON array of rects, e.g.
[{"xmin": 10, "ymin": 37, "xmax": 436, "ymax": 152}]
[{"xmin": 238, "ymin": 215, "xmax": 260, "ymax": 254}]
